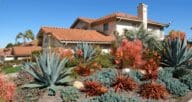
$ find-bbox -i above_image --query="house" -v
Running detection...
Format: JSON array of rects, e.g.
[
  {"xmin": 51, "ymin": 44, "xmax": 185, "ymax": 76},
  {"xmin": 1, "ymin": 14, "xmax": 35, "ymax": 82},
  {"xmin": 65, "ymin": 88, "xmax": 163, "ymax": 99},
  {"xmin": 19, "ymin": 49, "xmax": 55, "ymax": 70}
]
[
  {"xmin": 37, "ymin": 3, "xmax": 167, "ymax": 52},
  {"xmin": 0, "ymin": 48, "xmax": 14, "ymax": 62},
  {"xmin": 0, "ymin": 40, "xmax": 41, "ymax": 62}
]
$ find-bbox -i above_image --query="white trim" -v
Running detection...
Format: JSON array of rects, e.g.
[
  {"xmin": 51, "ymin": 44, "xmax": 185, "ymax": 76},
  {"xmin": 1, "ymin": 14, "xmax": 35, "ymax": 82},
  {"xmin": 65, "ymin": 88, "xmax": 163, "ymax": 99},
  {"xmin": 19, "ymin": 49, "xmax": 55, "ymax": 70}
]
[{"xmin": 60, "ymin": 40, "xmax": 111, "ymax": 44}]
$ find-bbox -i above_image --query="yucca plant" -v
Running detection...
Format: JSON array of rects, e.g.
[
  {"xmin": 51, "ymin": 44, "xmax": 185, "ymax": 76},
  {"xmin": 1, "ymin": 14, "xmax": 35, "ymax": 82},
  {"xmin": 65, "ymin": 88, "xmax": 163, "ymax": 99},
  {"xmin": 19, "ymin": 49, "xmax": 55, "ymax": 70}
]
[
  {"xmin": 161, "ymin": 37, "xmax": 192, "ymax": 68},
  {"xmin": 74, "ymin": 43, "xmax": 96, "ymax": 63},
  {"xmin": 22, "ymin": 52, "xmax": 73, "ymax": 96}
]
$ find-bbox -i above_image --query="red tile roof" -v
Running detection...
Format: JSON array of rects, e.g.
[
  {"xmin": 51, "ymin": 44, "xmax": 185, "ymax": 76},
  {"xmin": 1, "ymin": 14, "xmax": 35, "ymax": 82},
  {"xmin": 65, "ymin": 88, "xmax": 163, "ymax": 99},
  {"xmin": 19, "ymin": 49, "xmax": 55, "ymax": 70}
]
[
  {"xmin": 78, "ymin": 17, "xmax": 95, "ymax": 24},
  {"xmin": 12, "ymin": 46, "xmax": 42, "ymax": 57},
  {"xmin": 71, "ymin": 12, "xmax": 166, "ymax": 27},
  {"xmin": 0, "ymin": 48, "xmax": 13, "ymax": 57},
  {"xmin": 40, "ymin": 27, "xmax": 115, "ymax": 43}
]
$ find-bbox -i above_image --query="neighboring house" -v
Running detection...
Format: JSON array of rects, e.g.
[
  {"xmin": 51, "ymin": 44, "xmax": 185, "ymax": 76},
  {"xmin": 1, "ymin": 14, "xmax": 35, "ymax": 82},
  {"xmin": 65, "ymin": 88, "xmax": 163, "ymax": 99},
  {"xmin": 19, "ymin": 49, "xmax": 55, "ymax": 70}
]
[
  {"xmin": 37, "ymin": 3, "xmax": 167, "ymax": 51},
  {"xmin": 12, "ymin": 46, "xmax": 41, "ymax": 60},
  {"xmin": 0, "ymin": 40, "xmax": 41, "ymax": 61},
  {"xmin": 0, "ymin": 48, "xmax": 14, "ymax": 62}
]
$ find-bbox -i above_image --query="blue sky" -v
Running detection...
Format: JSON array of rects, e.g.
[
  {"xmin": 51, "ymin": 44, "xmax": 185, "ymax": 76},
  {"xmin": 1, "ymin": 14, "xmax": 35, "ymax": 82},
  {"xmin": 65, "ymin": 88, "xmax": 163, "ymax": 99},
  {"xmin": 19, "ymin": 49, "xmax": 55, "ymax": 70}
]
[{"xmin": 0, "ymin": 0, "xmax": 192, "ymax": 48}]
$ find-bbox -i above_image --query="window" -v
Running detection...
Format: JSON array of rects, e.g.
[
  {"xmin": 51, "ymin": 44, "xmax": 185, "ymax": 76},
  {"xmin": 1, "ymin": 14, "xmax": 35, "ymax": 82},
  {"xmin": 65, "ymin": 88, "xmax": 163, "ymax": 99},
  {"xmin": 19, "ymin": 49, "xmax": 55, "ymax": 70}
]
[{"xmin": 103, "ymin": 23, "xmax": 109, "ymax": 31}]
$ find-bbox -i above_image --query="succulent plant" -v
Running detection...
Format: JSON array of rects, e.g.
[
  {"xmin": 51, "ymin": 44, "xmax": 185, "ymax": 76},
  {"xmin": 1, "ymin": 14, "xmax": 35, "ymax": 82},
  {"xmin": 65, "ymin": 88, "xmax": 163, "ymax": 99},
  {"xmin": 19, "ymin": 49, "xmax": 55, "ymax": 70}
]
[
  {"xmin": 74, "ymin": 43, "xmax": 96, "ymax": 63},
  {"xmin": 60, "ymin": 86, "xmax": 80, "ymax": 102},
  {"xmin": 158, "ymin": 68, "xmax": 173, "ymax": 82},
  {"xmin": 113, "ymin": 75, "xmax": 138, "ymax": 92},
  {"xmin": 179, "ymin": 74, "xmax": 192, "ymax": 90},
  {"xmin": 22, "ymin": 52, "xmax": 73, "ymax": 96},
  {"xmin": 164, "ymin": 78, "xmax": 189, "ymax": 96},
  {"xmin": 161, "ymin": 37, "xmax": 192, "ymax": 68},
  {"xmin": 85, "ymin": 90, "xmax": 140, "ymax": 102},
  {"xmin": 80, "ymin": 81, "xmax": 108, "ymax": 96},
  {"xmin": 139, "ymin": 82, "xmax": 169, "ymax": 99},
  {"xmin": 87, "ymin": 68, "xmax": 117, "ymax": 87}
]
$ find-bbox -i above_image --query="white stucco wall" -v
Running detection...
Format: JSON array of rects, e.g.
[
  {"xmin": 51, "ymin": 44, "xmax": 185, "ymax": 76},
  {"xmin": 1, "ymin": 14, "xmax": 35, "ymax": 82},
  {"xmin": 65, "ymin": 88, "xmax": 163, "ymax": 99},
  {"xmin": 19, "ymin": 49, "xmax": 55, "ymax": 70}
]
[
  {"xmin": 148, "ymin": 25, "xmax": 164, "ymax": 39},
  {"xmin": 116, "ymin": 21, "xmax": 139, "ymax": 36},
  {"xmin": 116, "ymin": 21, "xmax": 164, "ymax": 40}
]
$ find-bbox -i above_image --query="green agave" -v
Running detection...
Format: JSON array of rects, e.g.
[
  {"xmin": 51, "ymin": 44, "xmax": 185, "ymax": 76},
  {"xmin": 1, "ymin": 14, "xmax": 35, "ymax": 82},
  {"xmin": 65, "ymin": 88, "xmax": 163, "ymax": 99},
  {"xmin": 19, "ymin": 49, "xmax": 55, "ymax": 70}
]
[
  {"xmin": 22, "ymin": 51, "xmax": 73, "ymax": 95},
  {"xmin": 74, "ymin": 43, "xmax": 96, "ymax": 63},
  {"xmin": 162, "ymin": 37, "xmax": 192, "ymax": 68}
]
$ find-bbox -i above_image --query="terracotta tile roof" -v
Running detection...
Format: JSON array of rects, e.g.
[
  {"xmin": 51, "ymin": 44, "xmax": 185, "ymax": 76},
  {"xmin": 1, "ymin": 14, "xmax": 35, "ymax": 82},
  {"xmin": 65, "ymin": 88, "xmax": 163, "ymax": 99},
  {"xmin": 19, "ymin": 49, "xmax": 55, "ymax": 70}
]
[
  {"xmin": 70, "ymin": 17, "xmax": 96, "ymax": 28},
  {"xmin": 20, "ymin": 40, "xmax": 39, "ymax": 47},
  {"xmin": 40, "ymin": 27, "xmax": 115, "ymax": 43},
  {"xmin": 0, "ymin": 48, "xmax": 13, "ymax": 56},
  {"xmin": 72, "ymin": 12, "xmax": 166, "ymax": 27},
  {"xmin": 12, "ymin": 46, "xmax": 42, "ymax": 57},
  {"xmin": 78, "ymin": 17, "xmax": 96, "ymax": 24}
]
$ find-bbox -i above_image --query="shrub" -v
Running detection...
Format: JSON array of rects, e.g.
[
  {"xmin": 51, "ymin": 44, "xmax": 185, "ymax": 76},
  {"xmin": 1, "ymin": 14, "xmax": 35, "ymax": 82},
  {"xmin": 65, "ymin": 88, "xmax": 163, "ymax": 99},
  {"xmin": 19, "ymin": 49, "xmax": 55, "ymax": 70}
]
[
  {"xmin": 81, "ymin": 81, "xmax": 108, "ymax": 96},
  {"xmin": 142, "ymin": 49, "xmax": 161, "ymax": 81},
  {"xmin": 124, "ymin": 26, "xmax": 162, "ymax": 51},
  {"xmin": 164, "ymin": 78, "xmax": 189, "ymax": 96},
  {"xmin": 112, "ymin": 39, "xmax": 145, "ymax": 69},
  {"xmin": 0, "ymin": 74, "xmax": 16, "ymax": 101},
  {"xmin": 172, "ymin": 68, "xmax": 191, "ymax": 78},
  {"xmin": 88, "ymin": 68, "xmax": 117, "ymax": 87},
  {"xmin": 60, "ymin": 86, "xmax": 80, "ymax": 102},
  {"xmin": 87, "ymin": 91, "xmax": 140, "ymax": 102},
  {"xmin": 113, "ymin": 75, "xmax": 138, "ymax": 92},
  {"xmin": 93, "ymin": 53, "xmax": 113, "ymax": 68},
  {"xmin": 158, "ymin": 69, "xmax": 173, "ymax": 82},
  {"xmin": 126, "ymin": 69, "xmax": 143, "ymax": 83},
  {"xmin": 66, "ymin": 58, "xmax": 80, "ymax": 67},
  {"xmin": 74, "ymin": 64, "xmax": 92, "ymax": 76},
  {"xmin": 179, "ymin": 74, "xmax": 192, "ymax": 90},
  {"xmin": 139, "ymin": 82, "xmax": 169, "ymax": 99}
]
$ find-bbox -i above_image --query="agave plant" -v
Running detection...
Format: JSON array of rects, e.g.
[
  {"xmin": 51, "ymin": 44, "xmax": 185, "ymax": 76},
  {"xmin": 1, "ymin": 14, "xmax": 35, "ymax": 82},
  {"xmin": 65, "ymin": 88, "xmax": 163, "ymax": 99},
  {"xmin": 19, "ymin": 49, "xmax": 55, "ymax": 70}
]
[
  {"xmin": 124, "ymin": 25, "xmax": 163, "ymax": 51},
  {"xmin": 74, "ymin": 43, "xmax": 96, "ymax": 63},
  {"xmin": 22, "ymin": 52, "xmax": 73, "ymax": 96},
  {"xmin": 161, "ymin": 37, "xmax": 192, "ymax": 68}
]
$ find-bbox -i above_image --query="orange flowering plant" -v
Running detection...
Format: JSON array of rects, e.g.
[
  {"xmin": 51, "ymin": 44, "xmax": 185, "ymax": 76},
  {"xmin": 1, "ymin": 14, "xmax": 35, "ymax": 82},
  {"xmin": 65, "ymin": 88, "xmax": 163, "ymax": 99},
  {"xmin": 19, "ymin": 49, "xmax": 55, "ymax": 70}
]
[
  {"xmin": 112, "ymin": 39, "xmax": 145, "ymax": 69},
  {"xmin": 168, "ymin": 30, "xmax": 186, "ymax": 41},
  {"xmin": 0, "ymin": 74, "xmax": 16, "ymax": 102}
]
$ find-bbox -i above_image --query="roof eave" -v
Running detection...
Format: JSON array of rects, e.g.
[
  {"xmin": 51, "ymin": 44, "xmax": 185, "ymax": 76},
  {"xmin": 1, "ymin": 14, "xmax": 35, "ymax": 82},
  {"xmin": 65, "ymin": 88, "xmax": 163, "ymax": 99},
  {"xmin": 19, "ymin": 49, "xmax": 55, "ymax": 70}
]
[
  {"xmin": 116, "ymin": 17, "xmax": 166, "ymax": 27},
  {"xmin": 60, "ymin": 40, "xmax": 112, "ymax": 44}
]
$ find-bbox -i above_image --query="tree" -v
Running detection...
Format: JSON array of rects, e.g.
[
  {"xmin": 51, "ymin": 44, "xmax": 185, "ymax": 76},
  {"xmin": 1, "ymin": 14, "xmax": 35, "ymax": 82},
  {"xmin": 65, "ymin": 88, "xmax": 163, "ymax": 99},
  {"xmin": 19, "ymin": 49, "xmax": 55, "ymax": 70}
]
[
  {"xmin": 5, "ymin": 43, "xmax": 14, "ymax": 48},
  {"xmin": 15, "ymin": 29, "xmax": 34, "ymax": 45}
]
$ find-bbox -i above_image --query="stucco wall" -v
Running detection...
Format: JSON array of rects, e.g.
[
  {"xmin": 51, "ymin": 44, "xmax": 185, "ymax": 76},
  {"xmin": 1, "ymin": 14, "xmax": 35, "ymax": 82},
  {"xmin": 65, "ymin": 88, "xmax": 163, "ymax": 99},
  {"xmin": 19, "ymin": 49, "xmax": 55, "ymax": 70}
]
[
  {"xmin": 116, "ymin": 21, "xmax": 139, "ymax": 36},
  {"xmin": 148, "ymin": 25, "xmax": 164, "ymax": 39},
  {"xmin": 116, "ymin": 21, "xmax": 164, "ymax": 39}
]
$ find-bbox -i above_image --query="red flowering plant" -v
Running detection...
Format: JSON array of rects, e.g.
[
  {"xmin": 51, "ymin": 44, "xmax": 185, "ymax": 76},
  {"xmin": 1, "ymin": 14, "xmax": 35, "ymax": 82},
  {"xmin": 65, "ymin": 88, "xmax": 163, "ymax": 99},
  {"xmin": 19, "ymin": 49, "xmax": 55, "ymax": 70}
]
[
  {"xmin": 80, "ymin": 81, "xmax": 108, "ymax": 96},
  {"xmin": 168, "ymin": 30, "xmax": 186, "ymax": 41},
  {"xmin": 142, "ymin": 49, "xmax": 161, "ymax": 81},
  {"xmin": 112, "ymin": 39, "xmax": 145, "ymax": 69},
  {"xmin": 139, "ymin": 49, "xmax": 169, "ymax": 99},
  {"xmin": 112, "ymin": 74, "xmax": 138, "ymax": 92},
  {"xmin": 54, "ymin": 47, "xmax": 74, "ymax": 60},
  {"xmin": 0, "ymin": 74, "xmax": 16, "ymax": 102}
]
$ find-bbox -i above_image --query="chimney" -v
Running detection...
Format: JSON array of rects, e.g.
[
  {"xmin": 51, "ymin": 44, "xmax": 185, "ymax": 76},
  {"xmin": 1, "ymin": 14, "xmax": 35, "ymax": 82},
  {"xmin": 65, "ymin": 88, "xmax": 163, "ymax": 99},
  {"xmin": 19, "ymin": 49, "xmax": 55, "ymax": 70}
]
[{"xmin": 137, "ymin": 3, "xmax": 148, "ymax": 29}]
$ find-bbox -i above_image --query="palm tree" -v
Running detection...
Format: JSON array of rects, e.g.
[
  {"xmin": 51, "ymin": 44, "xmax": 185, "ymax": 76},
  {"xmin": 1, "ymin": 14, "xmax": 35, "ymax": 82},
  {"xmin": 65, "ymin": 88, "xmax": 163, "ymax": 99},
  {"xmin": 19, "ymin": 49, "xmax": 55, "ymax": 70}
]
[{"xmin": 15, "ymin": 29, "xmax": 34, "ymax": 45}]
